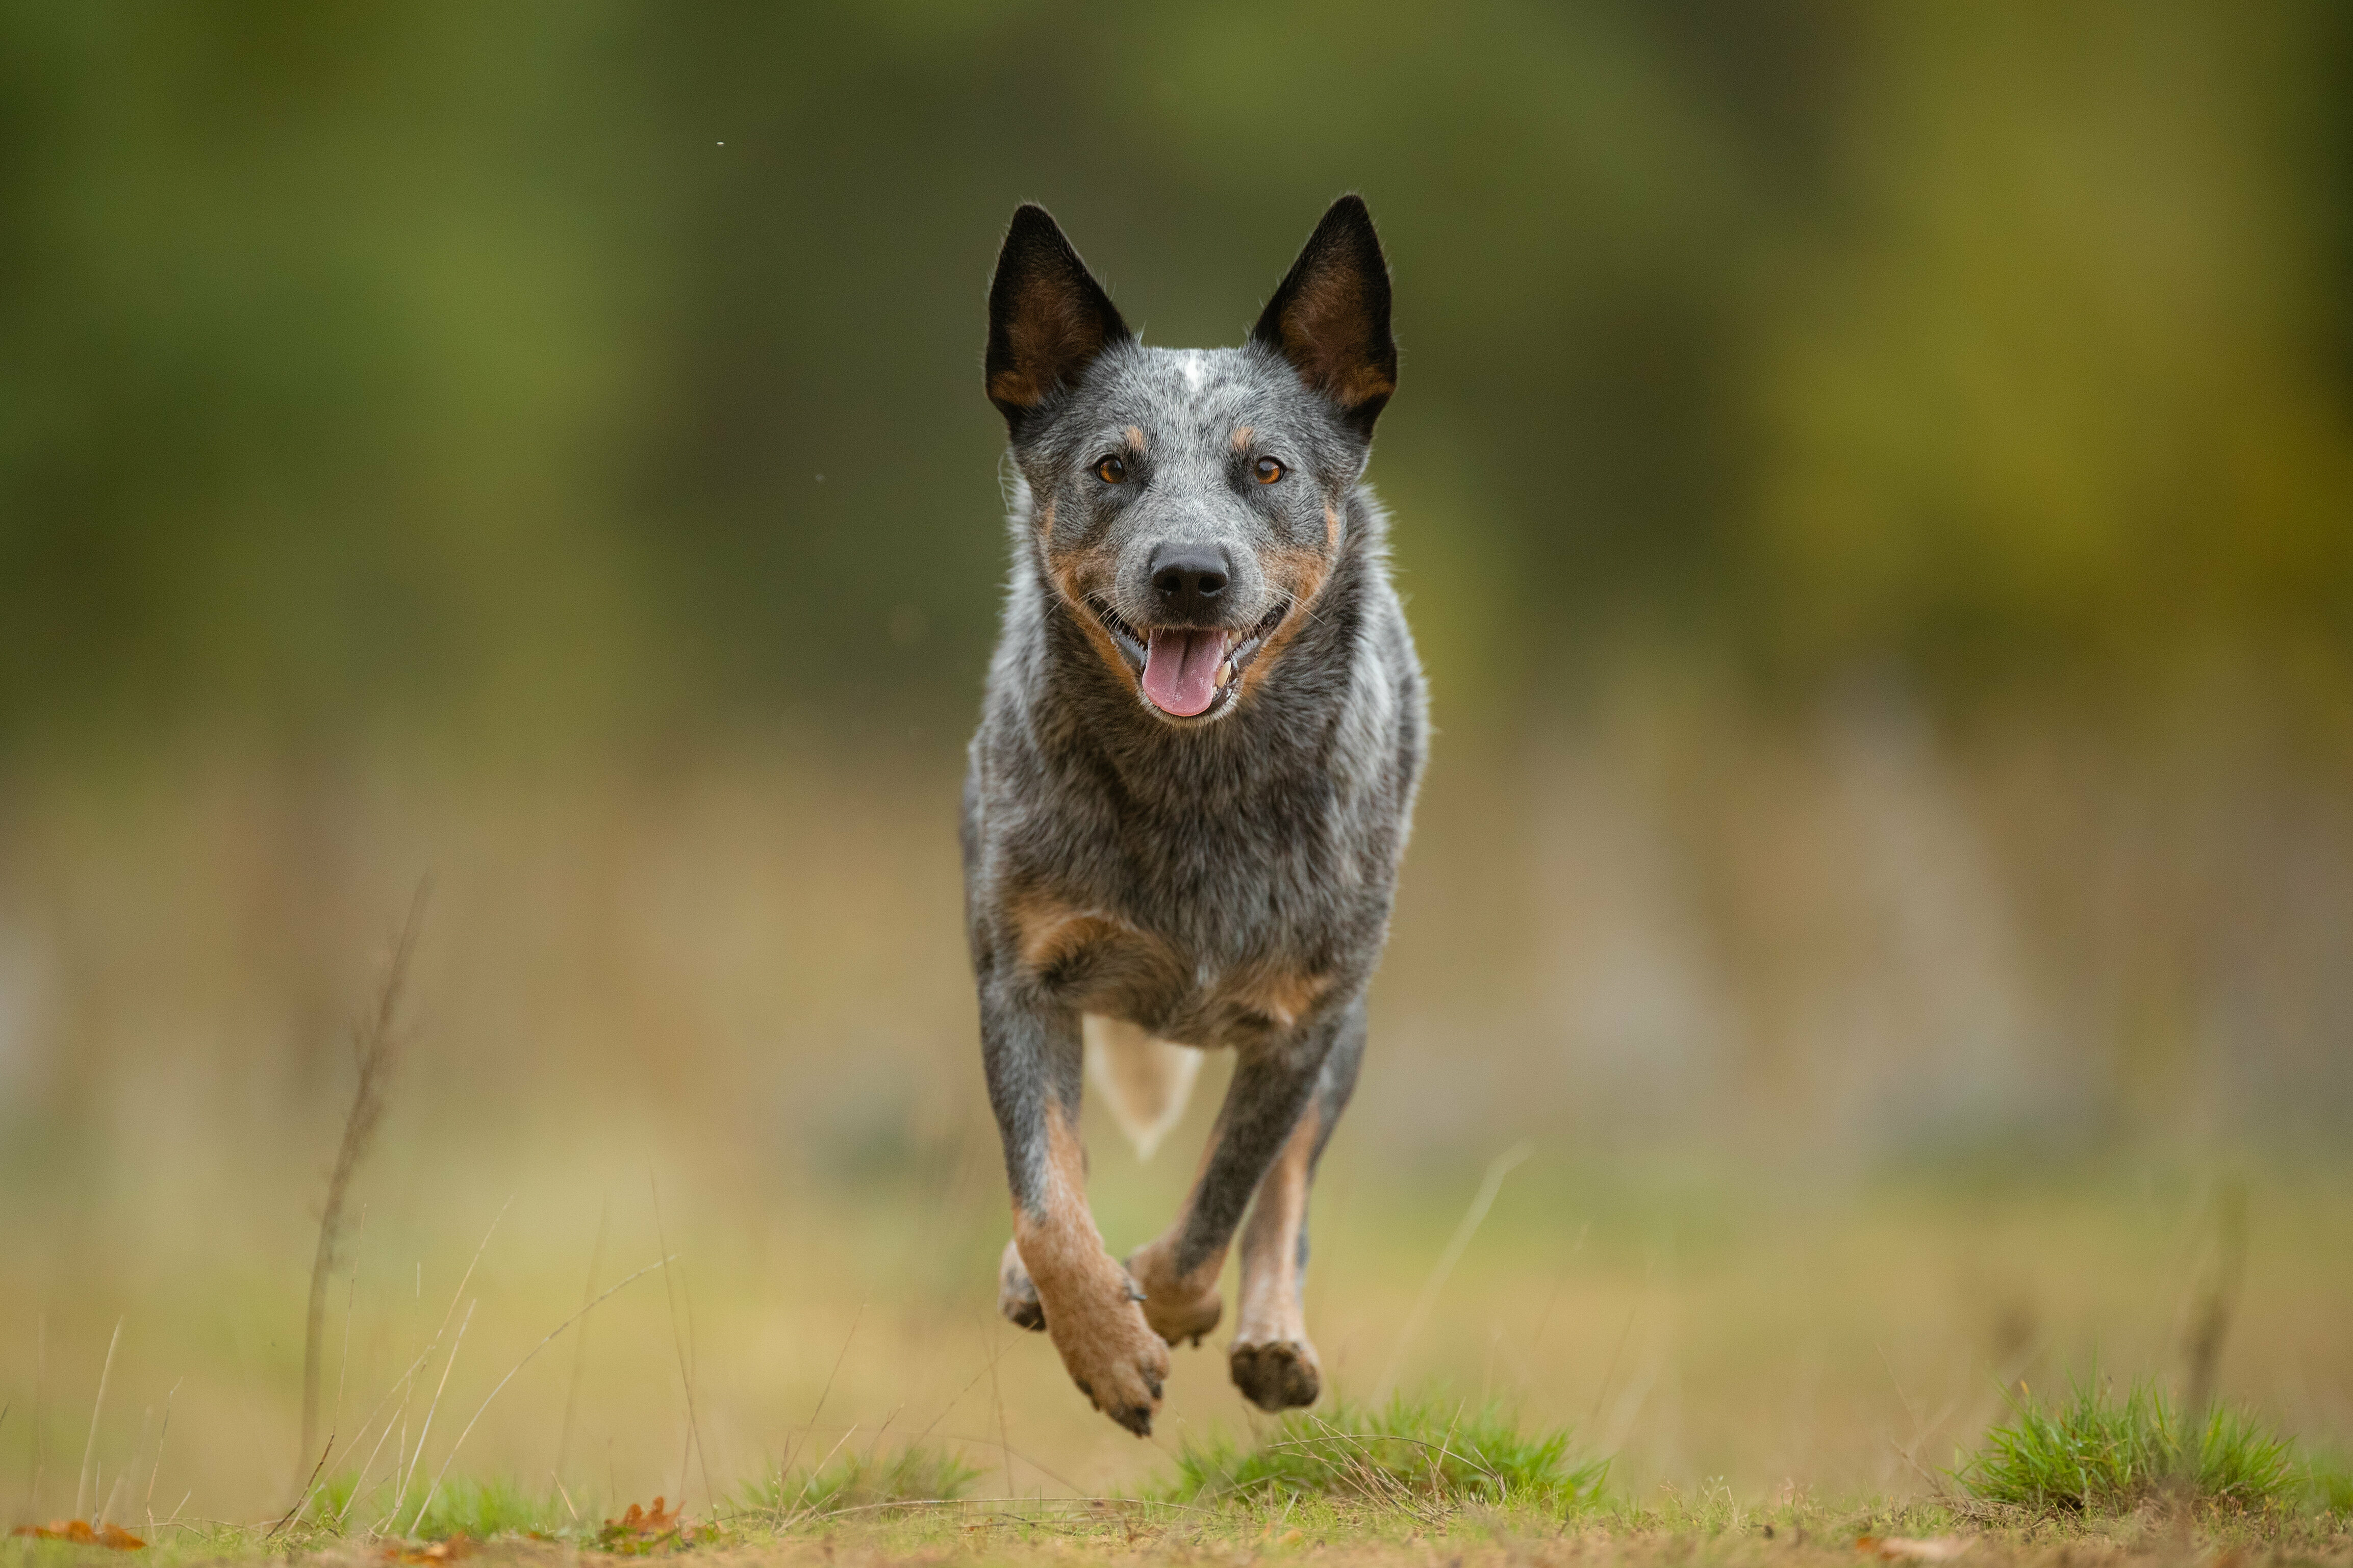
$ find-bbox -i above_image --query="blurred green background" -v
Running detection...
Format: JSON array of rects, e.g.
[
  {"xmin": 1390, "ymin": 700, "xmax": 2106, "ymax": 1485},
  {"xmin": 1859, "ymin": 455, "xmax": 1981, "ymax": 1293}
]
[
  {"xmin": 9, "ymin": 0, "xmax": 2349, "ymax": 746},
  {"xmin": 2, "ymin": 0, "xmax": 2349, "ymax": 1527}
]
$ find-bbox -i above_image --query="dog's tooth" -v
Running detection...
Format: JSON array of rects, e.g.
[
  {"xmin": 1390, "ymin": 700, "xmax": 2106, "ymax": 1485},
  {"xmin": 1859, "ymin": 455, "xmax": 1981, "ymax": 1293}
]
[{"xmin": 1216, "ymin": 659, "xmax": 1233, "ymax": 687}]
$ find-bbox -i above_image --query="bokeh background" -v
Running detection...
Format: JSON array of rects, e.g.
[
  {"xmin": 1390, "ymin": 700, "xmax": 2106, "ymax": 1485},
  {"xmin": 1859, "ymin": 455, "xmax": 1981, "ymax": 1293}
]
[{"xmin": 3, "ymin": 0, "xmax": 2349, "ymax": 1527}]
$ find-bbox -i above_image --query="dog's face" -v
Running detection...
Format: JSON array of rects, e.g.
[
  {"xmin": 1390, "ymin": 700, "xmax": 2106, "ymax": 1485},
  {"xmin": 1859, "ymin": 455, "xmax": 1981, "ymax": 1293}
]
[{"xmin": 985, "ymin": 199, "xmax": 1396, "ymax": 724}]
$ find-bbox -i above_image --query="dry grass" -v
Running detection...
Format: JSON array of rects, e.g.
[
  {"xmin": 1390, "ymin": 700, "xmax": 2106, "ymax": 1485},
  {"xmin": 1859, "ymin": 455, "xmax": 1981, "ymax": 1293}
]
[
  {"xmin": 2, "ymin": 736, "xmax": 2350, "ymax": 1532},
  {"xmin": 300, "ymin": 883, "xmax": 429, "ymax": 1475},
  {"xmin": 6, "ymin": 1484, "xmax": 2349, "ymax": 1568}
]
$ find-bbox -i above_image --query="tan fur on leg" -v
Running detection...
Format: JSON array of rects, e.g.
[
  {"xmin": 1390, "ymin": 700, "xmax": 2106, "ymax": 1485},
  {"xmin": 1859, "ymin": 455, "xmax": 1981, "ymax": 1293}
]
[
  {"xmin": 1127, "ymin": 1232, "xmax": 1224, "ymax": 1346},
  {"xmin": 1013, "ymin": 1102, "xmax": 1170, "ymax": 1434},
  {"xmin": 1229, "ymin": 1106, "xmax": 1322, "ymax": 1410},
  {"xmin": 1125, "ymin": 1113, "xmax": 1228, "ymax": 1346}
]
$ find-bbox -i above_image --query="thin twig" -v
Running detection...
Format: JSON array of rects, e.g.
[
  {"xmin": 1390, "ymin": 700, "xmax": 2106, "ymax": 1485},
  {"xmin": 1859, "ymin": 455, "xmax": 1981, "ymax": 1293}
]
[
  {"xmin": 267, "ymin": 1437, "xmax": 336, "ymax": 1537},
  {"xmin": 554, "ymin": 1196, "xmax": 610, "ymax": 1484},
  {"xmin": 384, "ymin": 1298, "xmax": 475, "ymax": 1535},
  {"xmin": 339, "ymin": 1199, "xmax": 509, "ymax": 1531},
  {"xmin": 333, "ymin": 1205, "xmax": 367, "ymax": 1452},
  {"xmin": 30, "ymin": 1313, "xmax": 46, "ymax": 1515},
  {"xmin": 142, "ymin": 1380, "xmax": 181, "ymax": 1533},
  {"xmin": 100, "ymin": 1404, "xmax": 149, "ymax": 1528},
  {"xmin": 75, "ymin": 1317, "xmax": 124, "ymax": 1520},
  {"xmin": 302, "ymin": 881, "xmax": 428, "ymax": 1470},
  {"xmin": 1374, "ymin": 1142, "xmax": 1534, "ymax": 1401},
  {"xmin": 649, "ymin": 1172, "xmax": 712, "ymax": 1510}
]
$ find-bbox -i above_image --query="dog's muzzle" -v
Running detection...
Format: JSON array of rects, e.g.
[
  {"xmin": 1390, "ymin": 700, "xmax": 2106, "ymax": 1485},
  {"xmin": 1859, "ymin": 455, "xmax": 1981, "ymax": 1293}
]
[{"xmin": 1092, "ymin": 600, "xmax": 1288, "ymax": 719}]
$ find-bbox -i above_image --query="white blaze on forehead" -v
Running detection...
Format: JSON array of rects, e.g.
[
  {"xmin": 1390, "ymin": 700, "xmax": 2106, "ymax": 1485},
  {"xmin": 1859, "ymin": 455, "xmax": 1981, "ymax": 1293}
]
[{"xmin": 1180, "ymin": 352, "xmax": 1206, "ymax": 392}]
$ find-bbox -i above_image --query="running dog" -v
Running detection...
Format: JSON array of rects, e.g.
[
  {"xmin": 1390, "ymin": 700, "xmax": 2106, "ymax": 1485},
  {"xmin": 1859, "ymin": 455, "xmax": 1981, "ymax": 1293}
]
[{"xmin": 963, "ymin": 196, "xmax": 1426, "ymax": 1436}]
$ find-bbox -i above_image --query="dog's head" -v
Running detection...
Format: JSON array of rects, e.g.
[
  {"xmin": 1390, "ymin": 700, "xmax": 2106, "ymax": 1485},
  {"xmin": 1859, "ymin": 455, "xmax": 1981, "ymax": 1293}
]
[{"xmin": 985, "ymin": 197, "xmax": 1396, "ymax": 725}]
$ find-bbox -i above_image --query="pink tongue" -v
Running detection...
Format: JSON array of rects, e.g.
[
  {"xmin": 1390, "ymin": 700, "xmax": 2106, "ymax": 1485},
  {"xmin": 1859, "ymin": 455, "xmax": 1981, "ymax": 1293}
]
[{"xmin": 1142, "ymin": 629, "xmax": 1226, "ymax": 716}]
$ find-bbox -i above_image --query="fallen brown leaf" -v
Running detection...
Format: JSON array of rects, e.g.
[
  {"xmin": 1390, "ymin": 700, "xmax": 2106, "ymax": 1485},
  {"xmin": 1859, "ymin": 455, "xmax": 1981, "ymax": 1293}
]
[
  {"xmin": 379, "ymin": 1535, "xmax": 474, "ymax": 1563},
  {"xmin": 11, "ymin": 1520, "xmax": 146, "ymax": 1550},
  {"xmin": 597, "ymin": 1497, "xmax": 693, "ymax": 1555}
]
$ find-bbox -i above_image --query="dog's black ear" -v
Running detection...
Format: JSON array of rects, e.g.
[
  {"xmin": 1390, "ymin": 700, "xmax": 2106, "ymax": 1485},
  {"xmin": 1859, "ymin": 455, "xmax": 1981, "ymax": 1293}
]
[
  {"xmin": 986, "ymin": 204, "xmax": 1129, "ymax": 435},
  {"xmin": 1251, "ymin": 195, "xmax": 1396, "ymax": 435}
]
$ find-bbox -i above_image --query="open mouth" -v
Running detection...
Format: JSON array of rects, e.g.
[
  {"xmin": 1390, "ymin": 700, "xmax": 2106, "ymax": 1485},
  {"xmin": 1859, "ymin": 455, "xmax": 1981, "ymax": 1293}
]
[{"xmin": 1091, "ymin": 600, "xmax": 1288, "ymax": 719}]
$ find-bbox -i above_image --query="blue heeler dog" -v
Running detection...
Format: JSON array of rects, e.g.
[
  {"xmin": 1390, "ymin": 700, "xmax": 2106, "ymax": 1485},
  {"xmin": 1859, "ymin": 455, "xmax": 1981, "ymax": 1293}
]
[{"xmin": 963, "ymin": 196, "xmax": 1426, "ymax": 1435}]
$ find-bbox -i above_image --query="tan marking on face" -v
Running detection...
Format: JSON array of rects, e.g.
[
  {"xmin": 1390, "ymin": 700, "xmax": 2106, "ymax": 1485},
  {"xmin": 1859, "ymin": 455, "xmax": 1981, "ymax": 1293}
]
[
  {"xmin": 1013, "ymin": 1101, "xmax": 1171, "ymax": 1422},
  {"xmin": 1123, "ymin": 425, "xmax": 1146, "ymax": 453},
  {"xmin": 1231, "ymin": 425, "xmax": 1255, "ymax": 452},
  {"xmin": 1233, "ymin": 1104, "xmax": 1319, "ymax": 1346},
  {"xmin": 1237, "ymin": 524, "xmax": 1339, "ymax": 704},
  {"xmin": 1043, "ymin": 546, "xmax": 1143, "ymax": 697}
]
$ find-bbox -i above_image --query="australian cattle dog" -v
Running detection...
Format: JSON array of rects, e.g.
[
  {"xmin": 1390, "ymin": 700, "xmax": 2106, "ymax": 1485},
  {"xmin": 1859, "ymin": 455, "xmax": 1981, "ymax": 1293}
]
[{"xmin": 962, "ymin": 196, "xmax": 1426, "ymax": 1435}]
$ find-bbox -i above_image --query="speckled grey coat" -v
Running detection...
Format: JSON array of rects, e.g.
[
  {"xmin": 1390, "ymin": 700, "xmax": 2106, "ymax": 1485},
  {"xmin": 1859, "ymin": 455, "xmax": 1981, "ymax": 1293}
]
[{"xmin": 961, "ymin": 197, "xmax": 1425, "ymax": 1434}]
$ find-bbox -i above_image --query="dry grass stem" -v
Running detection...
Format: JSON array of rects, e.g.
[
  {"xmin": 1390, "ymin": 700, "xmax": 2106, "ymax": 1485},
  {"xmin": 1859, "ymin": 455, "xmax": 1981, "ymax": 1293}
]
[
  {"xmin": 384, "ymin": 1297, "xmax": 475, "ymax": 1536},
  {"xmin": 1375, "ymin": 1142, "xmax": 1533, "ymax": 1402},
  {"xmin": 301, "ymin": 880, "xmax": 429, "ymax": 1470},
  {"xmin": 554, "ymin": 1196, "xmax": 611, "ymax": 1484},
  {"xmin": 74, "ymin": 1316, "xmax": 123, "ymax": 1521},
  {"xmin": 407, "ymin": 1254, "xmax": 676, "ymax": 1533}
]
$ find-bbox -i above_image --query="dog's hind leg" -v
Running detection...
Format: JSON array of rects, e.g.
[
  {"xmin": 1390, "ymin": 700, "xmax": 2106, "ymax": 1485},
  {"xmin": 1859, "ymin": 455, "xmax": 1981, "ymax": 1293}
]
[
  {"xmin": 1228, "ymin": 999, "xmax": 1364, "ymax": 1410},
  {"xmin": 981, "ymin": 979, "xmax": 1169, "ymax": 1434},
  {"xmin": 1125, "ymin": 1004, "xmax": 1349, "ymax": 1365}
]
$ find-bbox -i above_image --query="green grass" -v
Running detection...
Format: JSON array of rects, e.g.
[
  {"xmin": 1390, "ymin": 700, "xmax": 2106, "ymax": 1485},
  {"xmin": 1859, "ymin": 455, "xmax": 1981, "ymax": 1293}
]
[
  {"xmin": 302, "ymin": 1473, "xmax": 570, "ymax": 1539},
  {"xmin": 735, "ymin": 1440, "xmax": 983, "ymax": 1520},
  {"xmin": 1160, "ymin": 1394, "xmax": 1608, "ymax": 1513},
  {"xmin": 2305, "ymin": 1451, "xmax": 2353, "ymax": 1516},
  {"xmin": 1955, "ymin": 1375, "xmax": 2296, "ymax": 1518}
]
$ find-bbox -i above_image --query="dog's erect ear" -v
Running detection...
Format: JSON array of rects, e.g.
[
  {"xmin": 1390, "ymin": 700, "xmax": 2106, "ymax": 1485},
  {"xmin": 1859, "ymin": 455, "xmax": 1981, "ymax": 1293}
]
[
  {"xmin": 986, "ymin": 204, "xmax": 1130, "ymax": 434},
  {"xmin": 1251, "ymin": 195, "xmax": 1396, "ymax": 435}
]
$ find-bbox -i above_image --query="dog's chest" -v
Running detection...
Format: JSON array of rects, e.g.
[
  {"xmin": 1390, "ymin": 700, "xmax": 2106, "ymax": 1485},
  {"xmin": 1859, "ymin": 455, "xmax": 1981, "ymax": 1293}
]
[{"xmin": 1007, "ymin": 794, "xmax": 1374, "ymax": 1046}]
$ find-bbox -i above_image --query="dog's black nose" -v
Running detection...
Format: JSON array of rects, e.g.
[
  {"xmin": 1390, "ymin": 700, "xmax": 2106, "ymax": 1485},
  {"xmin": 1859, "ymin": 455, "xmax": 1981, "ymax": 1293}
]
[{"xmin": 1149, "ymin": 545, "xmax": 1229, "ymax": 619}]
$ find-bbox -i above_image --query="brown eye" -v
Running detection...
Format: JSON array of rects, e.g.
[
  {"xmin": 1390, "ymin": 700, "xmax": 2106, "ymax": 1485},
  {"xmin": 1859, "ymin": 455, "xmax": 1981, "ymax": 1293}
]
[
  {"xmin": 1253, "ymin": 456, "xmax": 1285, "ymax": 485},
  {"xmin": 1094, "ymin": 454, "xmax": 1127, "ymax": 484}
]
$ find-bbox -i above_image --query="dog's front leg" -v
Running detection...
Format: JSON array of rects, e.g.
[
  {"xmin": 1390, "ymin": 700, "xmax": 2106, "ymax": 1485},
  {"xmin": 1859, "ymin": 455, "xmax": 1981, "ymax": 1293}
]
[
  {"xmin": 1125, "ymin": 1017, "xmax": 1337, "ymax": 1382},
  {"xmin": 1227, "ymin": 998, "xmax": 1365, "ymax": 1409},
  {"xmin": 980, "ymin": 978, "xmax": 1169, "ymax": 1435}
]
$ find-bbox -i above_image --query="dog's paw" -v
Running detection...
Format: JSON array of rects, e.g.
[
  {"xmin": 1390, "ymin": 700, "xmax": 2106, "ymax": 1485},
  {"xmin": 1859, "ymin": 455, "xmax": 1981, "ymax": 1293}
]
[
  {"xmin": 1045, "ymin": 1271, "xmax": 1170, "ymax": 1436},
  {"xmin": 997, "ymin": 1238, "xmax": 1045, "ymax": 1332},
  {"xmin": 1126, "ymin": 1238, "xmax": 1223, "ymax": 1347},
  {"xmin": 1230, "ymin": 1336, "xmax": 1322, "ymax": 1412}
]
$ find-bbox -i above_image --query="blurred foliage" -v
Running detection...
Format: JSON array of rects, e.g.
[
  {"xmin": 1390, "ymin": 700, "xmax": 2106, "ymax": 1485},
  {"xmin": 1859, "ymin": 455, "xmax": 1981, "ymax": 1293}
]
[{"xmin": 1, "ymin": 0, "xmax": 2348, "ymax": 751}]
